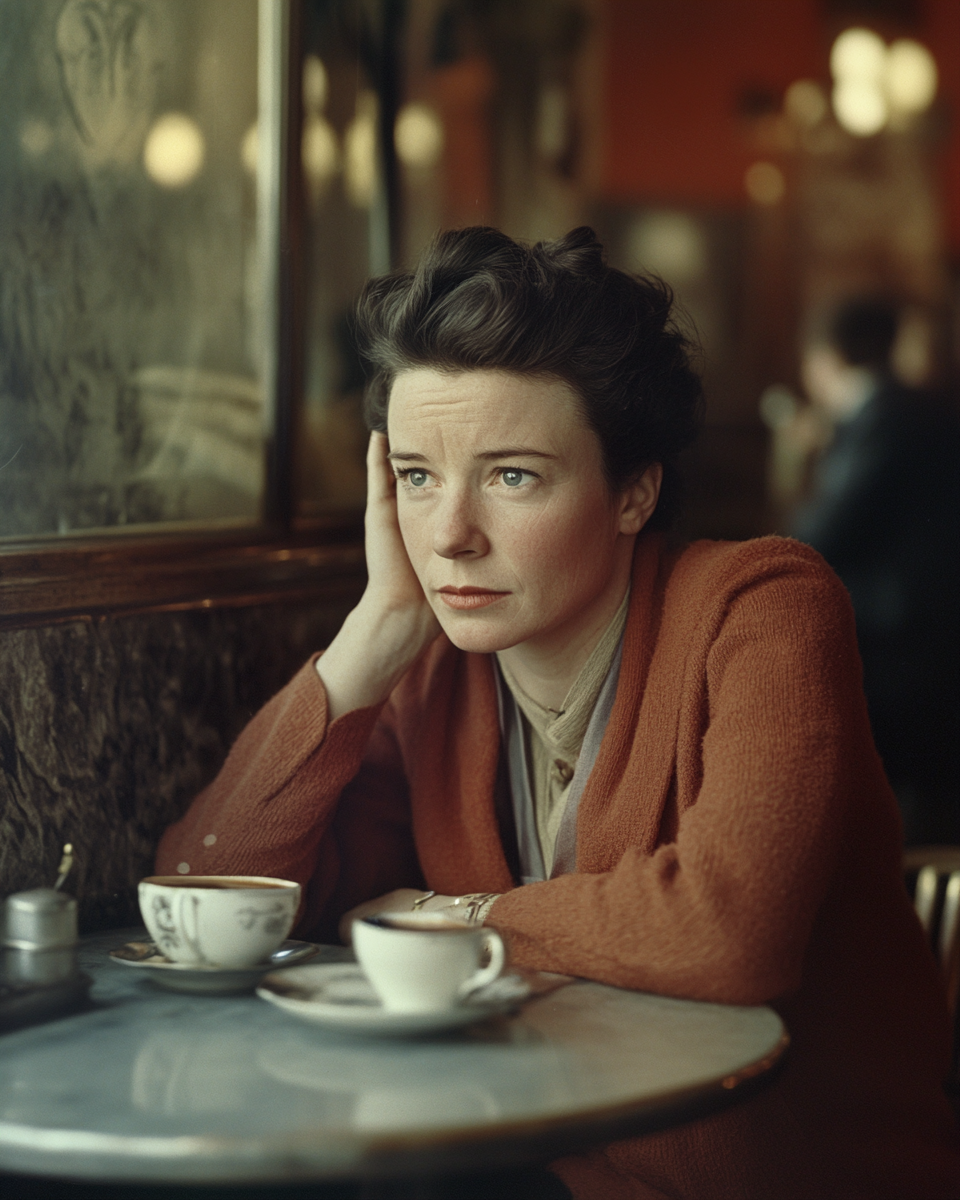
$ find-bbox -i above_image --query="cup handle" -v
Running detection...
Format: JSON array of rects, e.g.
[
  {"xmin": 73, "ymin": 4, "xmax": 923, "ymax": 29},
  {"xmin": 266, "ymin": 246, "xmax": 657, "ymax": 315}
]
[{"xmin": 459, "ymin": 930, "xmax": 505, "ymax": 998}]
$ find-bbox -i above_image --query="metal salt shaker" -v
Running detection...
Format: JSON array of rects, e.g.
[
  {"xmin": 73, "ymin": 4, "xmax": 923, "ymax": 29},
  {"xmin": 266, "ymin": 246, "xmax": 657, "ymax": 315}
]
[
  {"xmin": 3, "ymin": 885, "xmax": 78, "ymax": 985},
  {"xmin": 1, "ymin": 845, "xmax": 90, "ymax": 1030}
]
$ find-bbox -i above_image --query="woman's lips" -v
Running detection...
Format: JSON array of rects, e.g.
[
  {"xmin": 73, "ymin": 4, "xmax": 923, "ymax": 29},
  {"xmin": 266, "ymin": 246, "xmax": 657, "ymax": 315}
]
[{"xmin": 436, "ymin": 587, "xmax": 510, "ymax": 611}]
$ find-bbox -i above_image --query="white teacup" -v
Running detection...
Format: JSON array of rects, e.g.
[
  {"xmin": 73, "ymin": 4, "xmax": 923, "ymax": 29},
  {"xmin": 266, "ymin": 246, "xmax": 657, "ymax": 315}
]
[
  {"xmin": 352, "ymin": 911, "xmax": 506, "ymax": 1013},
  {"xmin": 139, "ymin": 875, "xmax": 300, "ymax": 968}
]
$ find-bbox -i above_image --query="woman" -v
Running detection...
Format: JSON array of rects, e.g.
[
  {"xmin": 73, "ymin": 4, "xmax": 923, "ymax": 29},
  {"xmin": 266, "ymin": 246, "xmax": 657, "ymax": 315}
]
[{"xmin": 158, "ymin": 227, "xmax": 958, "ymax": 1199}]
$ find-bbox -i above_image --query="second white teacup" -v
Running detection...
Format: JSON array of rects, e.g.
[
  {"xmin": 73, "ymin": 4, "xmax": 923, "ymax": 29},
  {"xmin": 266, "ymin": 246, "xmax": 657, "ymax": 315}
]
[
  {"xmin": 352, "ymin": 911, "xmax": 505, "ymax": 1013},
  {"xmin": 139, "ymin": 875, "xmax": 300, "ymax": 968}
]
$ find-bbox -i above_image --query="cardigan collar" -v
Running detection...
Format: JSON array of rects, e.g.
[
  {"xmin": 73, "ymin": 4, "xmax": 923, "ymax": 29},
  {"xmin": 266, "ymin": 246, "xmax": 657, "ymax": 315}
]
[
  {"xmin": 478, "ymin": 529, "xmax": 678, "ymax": 882},
  {"xmin": 409, "ymin": 530, "xmax": 681, "ymax": 894}
]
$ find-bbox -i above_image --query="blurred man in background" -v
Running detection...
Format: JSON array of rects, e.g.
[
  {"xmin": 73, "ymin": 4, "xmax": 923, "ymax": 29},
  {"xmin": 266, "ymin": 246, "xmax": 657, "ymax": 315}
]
[{"xmin": 793, "ymin": 298, "xmax": 959, "ymax": 845}]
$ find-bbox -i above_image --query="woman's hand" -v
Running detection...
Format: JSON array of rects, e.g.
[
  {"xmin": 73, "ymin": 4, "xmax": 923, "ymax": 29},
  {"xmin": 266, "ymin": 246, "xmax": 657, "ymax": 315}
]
[
  {"xmin": 338, "ymin": 888, "xmax": 465, "ymax": 944},
  {"xmin": 317, "ymin": 432, "xmax": 441, "ymax": 720},
  {"xmin": 361, "ymin": 431, "xmax": 434, "ymax": 616}
]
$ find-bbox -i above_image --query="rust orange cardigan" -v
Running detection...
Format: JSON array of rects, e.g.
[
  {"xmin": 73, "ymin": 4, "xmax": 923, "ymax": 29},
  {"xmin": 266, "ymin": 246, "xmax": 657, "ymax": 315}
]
[{"xmin": 157, "ymin": 533, "xmax": 959, "ymax": 1199}]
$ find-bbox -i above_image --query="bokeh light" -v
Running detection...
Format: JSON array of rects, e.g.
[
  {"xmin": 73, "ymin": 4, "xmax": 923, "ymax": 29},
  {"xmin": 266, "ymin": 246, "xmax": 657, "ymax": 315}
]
[
  {"xmin": 302, "ymin": 57, "xmax": 339, "ymax": 200},
  {"xmin": 885, "ymin": 39, "xmax": 937, "ymax": 114},
  {"xmin": 302, "ymin": 115, "xmax": 339, "ymax": 198},
  {"xmin": 833, "ymin": 79, "xmax": 888, "ymax": 137},
  {"xmin": 784, "ymin": 80, "xmax": 828, "ymax": 128},
  {"xmin": 144, "ymin": 113, "xmax": 205, "ymax": 188},
  {"xmin": 395, "ymin": 102, "xmax": 444, "ymax": 169},
  {"xmin": 745, "ymin": 161, "xmax": 786, "ymax": 206},
  {"xmin": 828, "ymin": 28, "xmax": 936, "ymax": 137},
  {"xmin": 303, "ymin": 55, "xmax": 328, "ymax": 115},
  {"xmin": 241, "ymin": 123, "xmax": 258, "ymax": 176},
  {"xmin": 344, "ymin": 92, "xmax": 378, "ymax": 207},
  {"xmin": 830, "ymin": 28, "xmax": 886, "ymax": 83},
  {"xmin": 627, "ymin": 212, "xmax": 707, "ymax": 283},
  {"xmin": 830, "ymin": 28, "xmax": 888, "ymax": 138}
]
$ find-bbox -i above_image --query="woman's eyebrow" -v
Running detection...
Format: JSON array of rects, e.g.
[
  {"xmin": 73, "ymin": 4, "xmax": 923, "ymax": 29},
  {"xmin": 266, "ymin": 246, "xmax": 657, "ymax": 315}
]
[
  {"xmin": 474, "ymin": 447, "xmax": 557, "ymax": 461},
  {"xmin": 387, "ymin": 448, "xmax": 557, "ymax": 463}
]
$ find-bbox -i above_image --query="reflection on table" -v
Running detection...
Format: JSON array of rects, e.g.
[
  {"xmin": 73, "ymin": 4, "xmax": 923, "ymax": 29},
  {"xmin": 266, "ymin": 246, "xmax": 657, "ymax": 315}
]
[{"xmin": 0, "ymin": 930, "xmax": 787, "ymax": 1185}]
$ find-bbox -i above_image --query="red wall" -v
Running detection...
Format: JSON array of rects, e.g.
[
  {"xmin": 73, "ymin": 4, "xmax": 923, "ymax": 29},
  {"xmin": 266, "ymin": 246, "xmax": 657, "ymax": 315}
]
[
  {"xmin": 601, "ymin": 0, "xmax": 960, "ymax": 253},
  {"xmin": 925, "ymin": 0, "xmax": 960, "ymax": 254}
]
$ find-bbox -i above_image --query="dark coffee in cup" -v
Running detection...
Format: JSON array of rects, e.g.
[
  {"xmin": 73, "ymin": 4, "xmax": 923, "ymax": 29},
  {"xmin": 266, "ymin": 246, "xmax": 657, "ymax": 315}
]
[
  {"xmin": 138, "ymin": 876, "xmax": 300, "ymax": 967},
  {"xmin": 366, "ymin": 915, "xmax": 465, "ymax": 933},
  {"xmin": 140, "ymin": 877, "xmax": 285, "ymax": 890},
  {"xmin": 353, "ymin": 910, "xmax": 506, "ymax": 1013}
]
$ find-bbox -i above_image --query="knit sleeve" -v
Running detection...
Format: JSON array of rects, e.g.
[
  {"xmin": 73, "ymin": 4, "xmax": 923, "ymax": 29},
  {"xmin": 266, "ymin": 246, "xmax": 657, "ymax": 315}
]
[
  {"xmin": 155, "ymin": 655, "xmax": 422, "ymax": 938},
  {"xmin": 484, "ymin": 547, "xmax": 887, "ymax": 1005}
]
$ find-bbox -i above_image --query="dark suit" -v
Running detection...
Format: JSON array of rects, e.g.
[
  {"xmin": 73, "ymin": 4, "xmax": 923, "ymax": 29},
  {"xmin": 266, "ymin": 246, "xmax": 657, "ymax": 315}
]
[{"xmin": 792, "ymin": 379, "xmax": 960, "ymax": 843}]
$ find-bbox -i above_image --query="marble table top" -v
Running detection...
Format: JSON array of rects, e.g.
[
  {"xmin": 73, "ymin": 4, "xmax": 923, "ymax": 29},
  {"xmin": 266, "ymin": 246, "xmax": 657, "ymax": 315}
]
[{"xmin": 0, "ymin": 930, "xmax": 787, "ymax": 1185}]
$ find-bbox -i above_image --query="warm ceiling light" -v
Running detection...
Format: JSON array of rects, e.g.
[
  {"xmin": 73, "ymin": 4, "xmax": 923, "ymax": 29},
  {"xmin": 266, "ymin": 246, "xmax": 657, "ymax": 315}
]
[
  {"xmin": 744, "ymin": 161, "xmax": 786, "ymax": 206},
  {"xmin": 885, "ymin": 39, "xmax": 937, "ymax": 114},
  {"xmin": 303, "ymin": 55, "xmax": 328, "ymax": 116},
  {"xmin": 240, "ymin": 122, "xmax": 258, "ymax": 175},
  {"xmin": 833, "ymin": 79, "xmax": 887, "ymax": 136},
  {"xmin": 830, "ymin": 27, "xmax": 886, "ymax": 83},
  {"xmin": 143, "ymin": 113, "xmax": 205, "ymax": 187},
  {"xmin": 302, "ymin": 115, "xmax": 339, "ymax": 198},
  {"xmin": 394, "ymin": 103, "xmax": 444, "ymax": 169},
  {"xmin": 785, "ymin": 80, "xmax": 828, "ymax": 127},
  {"xmin": 344, "ymin": 92, "xmax": 378, "ymax": 207},
  {"xmin": 627, "ymin": 212, "xmax": 707, "ymax": 282}
]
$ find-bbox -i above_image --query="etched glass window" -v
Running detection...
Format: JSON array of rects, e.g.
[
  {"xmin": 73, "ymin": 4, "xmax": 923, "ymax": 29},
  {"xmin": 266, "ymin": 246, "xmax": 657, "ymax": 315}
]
[{"xmin": 0, "ymin": 0, "xmax": 265, "ymax": 537}]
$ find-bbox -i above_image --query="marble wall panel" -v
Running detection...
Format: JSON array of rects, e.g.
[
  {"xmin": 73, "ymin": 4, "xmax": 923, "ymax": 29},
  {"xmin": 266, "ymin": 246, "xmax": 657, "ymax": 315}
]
[{"xmin": 0, "ymin": 597, "xmax": 357, "ymax": 931}]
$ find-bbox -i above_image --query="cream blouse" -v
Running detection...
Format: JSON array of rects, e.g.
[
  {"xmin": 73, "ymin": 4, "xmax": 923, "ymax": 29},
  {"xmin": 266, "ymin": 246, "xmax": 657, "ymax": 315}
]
[{"xmin": 496, "ymin": 589, "xmax": 629, "ymax": 874}]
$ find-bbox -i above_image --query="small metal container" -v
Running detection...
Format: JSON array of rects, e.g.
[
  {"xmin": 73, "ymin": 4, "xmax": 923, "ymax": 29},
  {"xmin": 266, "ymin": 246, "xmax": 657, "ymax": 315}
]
[
  {"xmin": 2, "ymin": 945, "xmax": 77, "ymax": 987},
  {"xmin": 3, "ymin": 888, "xmax": 78, "ymax": 951},
  {"xmin": 2, "ymin": 884, "xmax": 89, "ymax": 1031}
]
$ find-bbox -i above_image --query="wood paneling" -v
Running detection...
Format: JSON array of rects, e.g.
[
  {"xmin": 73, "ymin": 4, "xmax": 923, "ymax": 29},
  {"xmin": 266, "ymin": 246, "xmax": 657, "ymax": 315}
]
[
  {"xmin": 0, "ymin": 522, "xmax": 365, "ymax": 631},
  {"xmin": 0, "ymin": 596, "xmax": 361, "ymax": 930}
]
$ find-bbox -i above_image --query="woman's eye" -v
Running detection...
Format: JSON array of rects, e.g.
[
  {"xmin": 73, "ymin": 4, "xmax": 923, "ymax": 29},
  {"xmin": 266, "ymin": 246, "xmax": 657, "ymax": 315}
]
[
  {"xmin": 500, "ymin": 469, "xmax": 530, "ymax": 487},
  {"xmin": 407, "ymin": 470, "xmax": 430, "ymax": 487}
]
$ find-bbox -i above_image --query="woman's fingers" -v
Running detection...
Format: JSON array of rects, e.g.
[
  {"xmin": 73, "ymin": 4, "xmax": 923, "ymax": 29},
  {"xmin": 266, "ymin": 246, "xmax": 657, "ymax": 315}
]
[
  {"xmin": 366, "ymin": 430, "xmax": 395, "ymax": 505},
  {"xmin": 314, "ymin": 433, "xmax": 440, "ymax": 720},
  {"xmin": 365, "ymin": 430, "xmax": 404, "ymax": 546},
  {"xmin": 363, "ymin": 431, "xmax": 430, "ymax": 608}
]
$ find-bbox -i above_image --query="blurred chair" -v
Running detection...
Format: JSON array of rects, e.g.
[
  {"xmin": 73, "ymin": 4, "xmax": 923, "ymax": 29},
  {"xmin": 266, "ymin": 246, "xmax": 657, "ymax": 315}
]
[{"xmin": 904, "ymin": 846, "xmax": 960, "ymax": 1090}]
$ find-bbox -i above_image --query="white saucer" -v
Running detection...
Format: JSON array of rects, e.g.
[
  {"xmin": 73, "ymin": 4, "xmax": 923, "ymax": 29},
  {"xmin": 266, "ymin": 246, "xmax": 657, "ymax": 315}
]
[
  {"xmin": 256, "ymin": 963, "xmax": 531, "ymax": 1035},
  {"xmin": 109, "ymin": 939, "xmax": 320, "ymax": 994}
]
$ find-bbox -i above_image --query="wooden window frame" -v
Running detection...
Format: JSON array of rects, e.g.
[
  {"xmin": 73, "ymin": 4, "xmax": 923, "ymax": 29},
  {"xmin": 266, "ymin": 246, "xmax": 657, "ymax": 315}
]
[{"xmin": 0, "ymin": 1, "xmax": 369, "ymax": 633}]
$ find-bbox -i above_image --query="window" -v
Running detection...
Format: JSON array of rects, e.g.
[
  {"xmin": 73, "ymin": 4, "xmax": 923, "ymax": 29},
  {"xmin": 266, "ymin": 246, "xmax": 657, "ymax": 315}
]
[
  {"xmin": 1, "ymin": 0, "xmax": 270, "ymax": 537},
  {"xmin": 0, "ymin": 0, "xmax": 379, "ymax": 627}
]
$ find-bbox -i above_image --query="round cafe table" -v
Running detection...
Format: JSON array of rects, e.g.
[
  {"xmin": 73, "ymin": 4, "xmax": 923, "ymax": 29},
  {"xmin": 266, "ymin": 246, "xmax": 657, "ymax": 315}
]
[{"xmin": 0, "ymin": 931, "xmax": 787, "ymax": 1189}]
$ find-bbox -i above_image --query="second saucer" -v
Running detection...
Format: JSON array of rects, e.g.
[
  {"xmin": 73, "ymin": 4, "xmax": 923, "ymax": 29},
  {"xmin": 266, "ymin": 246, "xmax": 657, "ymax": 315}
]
[{"xmin": 257, "ymin": 963, "xmax": 531, "ymax": 1035}]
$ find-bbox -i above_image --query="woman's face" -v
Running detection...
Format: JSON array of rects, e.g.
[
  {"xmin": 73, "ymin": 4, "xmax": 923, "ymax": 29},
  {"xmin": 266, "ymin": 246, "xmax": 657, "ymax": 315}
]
[{"xmin": 387, "ymin": 368, "xmax": 658, "ymax": 657}]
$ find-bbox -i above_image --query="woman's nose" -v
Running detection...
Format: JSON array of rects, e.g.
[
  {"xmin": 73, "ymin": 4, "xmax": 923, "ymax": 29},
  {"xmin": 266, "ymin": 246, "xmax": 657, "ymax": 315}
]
[{"xmin": 432, "ymin": 490, "xmax": 489, "ymax": 559}]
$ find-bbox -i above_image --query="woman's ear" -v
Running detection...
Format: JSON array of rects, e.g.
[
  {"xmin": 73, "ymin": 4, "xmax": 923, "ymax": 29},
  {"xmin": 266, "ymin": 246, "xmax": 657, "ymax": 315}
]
[{"xmin": 618, "ymin": 463, "xmax": 663, "ymax": 535}]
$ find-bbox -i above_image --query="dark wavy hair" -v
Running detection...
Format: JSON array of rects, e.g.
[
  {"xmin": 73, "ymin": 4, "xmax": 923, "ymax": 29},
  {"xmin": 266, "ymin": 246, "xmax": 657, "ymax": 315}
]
[{"xmin": 353, "ymin": 226, "xmax": 703, "ymax": 529}]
